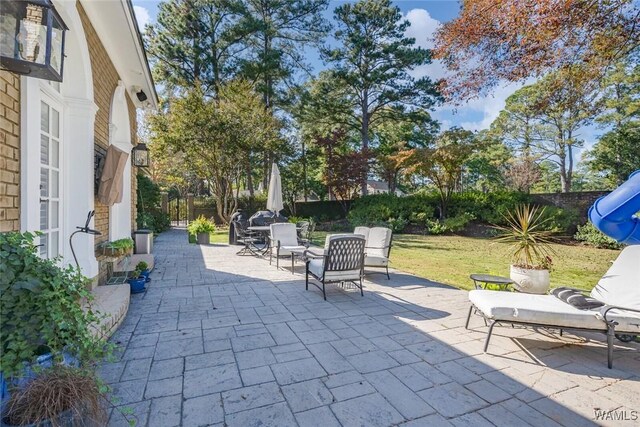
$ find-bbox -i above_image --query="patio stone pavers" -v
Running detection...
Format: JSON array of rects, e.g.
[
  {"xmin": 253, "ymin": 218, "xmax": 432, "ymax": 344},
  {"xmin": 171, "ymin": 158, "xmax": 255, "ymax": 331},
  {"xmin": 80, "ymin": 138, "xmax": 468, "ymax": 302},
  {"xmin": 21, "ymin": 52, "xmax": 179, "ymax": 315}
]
[{"xmin": 104, "ymin": 228, "xmax": 640, "ymax": 427}]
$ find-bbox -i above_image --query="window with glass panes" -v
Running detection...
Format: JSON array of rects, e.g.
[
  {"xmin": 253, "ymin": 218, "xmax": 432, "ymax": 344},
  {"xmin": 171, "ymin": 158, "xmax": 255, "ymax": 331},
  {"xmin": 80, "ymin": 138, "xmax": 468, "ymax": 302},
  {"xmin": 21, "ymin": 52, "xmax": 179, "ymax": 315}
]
[{"xmin": 39, "ymin": 98, "xmax": 61, "ymax": 258}]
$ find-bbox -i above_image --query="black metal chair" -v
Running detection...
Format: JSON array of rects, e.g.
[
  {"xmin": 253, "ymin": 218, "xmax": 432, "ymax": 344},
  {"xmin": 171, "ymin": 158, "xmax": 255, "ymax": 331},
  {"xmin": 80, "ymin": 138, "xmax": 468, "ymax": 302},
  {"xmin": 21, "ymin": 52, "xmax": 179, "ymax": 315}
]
[
  {"xmin": 304, "ymin": 235, "xmax": 365, "ymax": 300},
  {"xmin": 233, "ymin": 221, "xmax": 261, "ymax": 256}
]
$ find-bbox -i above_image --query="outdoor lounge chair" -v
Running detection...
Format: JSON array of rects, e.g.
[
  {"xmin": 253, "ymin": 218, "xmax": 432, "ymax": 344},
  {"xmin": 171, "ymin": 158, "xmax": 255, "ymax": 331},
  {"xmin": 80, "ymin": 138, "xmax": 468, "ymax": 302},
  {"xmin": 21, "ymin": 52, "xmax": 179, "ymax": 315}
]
[
  {"xmin": 305, "ymin": 235, "xmax": 366, "ymax": 300},
  {"xmin": 466, "ymin": 245, "xmax": 640, "ymax": 368},
  {"xmin": 269, "ymin": 223, "xmax": 308, "ymax": 272},
  {"xmin": 353, "ymin": 226, "xmax": 393, "ymax": 279}
]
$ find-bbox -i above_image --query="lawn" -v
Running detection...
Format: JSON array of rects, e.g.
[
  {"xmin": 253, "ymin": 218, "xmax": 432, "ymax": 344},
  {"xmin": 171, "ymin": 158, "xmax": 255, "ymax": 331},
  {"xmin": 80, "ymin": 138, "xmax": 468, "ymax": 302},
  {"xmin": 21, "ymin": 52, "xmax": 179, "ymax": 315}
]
[{"xmin": 311, "ymin": 232, "xmax": 620, "ymax": 291}]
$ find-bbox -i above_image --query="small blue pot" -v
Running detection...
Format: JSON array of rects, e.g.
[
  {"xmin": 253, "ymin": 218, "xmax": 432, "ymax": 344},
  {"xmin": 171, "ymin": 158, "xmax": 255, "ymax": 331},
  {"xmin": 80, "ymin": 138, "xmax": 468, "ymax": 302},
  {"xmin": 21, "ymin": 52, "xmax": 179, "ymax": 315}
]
[
  {"xmin": 128, "ymin": 277, "xmax": 146, "ymax": 294},
  {"xmin": 140, "ymin": 269, "xmax": 151, "ymax": 283}
]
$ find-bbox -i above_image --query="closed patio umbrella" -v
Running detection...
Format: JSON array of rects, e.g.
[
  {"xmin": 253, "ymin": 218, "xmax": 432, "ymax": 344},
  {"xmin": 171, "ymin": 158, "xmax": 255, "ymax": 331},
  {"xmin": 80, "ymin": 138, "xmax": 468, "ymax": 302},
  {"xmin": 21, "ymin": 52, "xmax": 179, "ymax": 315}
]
[{"xmin": 266, "ymin": 163, "xmax": 284, "ymax": 214}]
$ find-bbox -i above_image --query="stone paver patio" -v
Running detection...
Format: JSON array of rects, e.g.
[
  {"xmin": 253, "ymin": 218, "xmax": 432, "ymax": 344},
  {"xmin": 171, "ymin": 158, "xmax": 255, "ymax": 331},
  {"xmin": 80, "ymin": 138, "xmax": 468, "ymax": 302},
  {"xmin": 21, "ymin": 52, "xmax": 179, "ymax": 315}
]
[{"xmin": 103, "ymin": 228, "xmax": 639, "ymax": 426}]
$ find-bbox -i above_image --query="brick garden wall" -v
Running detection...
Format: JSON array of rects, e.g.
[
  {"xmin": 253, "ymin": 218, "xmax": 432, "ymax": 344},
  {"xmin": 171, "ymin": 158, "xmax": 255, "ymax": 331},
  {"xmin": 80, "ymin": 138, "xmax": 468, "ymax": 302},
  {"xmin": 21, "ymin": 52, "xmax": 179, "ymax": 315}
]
[
  {"xmin": 0, "ymin": 71, "xmax": 20, "ymax": 232},
  {"xmin": 532, "ymin": 191, "xmax": 609, "ymax": 220}
]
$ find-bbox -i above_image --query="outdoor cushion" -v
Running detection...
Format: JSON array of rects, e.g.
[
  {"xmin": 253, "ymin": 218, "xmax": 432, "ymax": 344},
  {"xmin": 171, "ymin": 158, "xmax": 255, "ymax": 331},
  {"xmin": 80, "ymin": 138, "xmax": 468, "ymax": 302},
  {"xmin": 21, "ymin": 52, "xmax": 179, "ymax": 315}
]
[
  {"xmin": 307, "ymin": 258, "xmax": 361, "ymax": 282},
  {"xmin": 277, "ymin": 245, "xmax": 307, "ymax": 256},
  {"xmin": 551, "ymin": 287, "xmax": 605, "ymax": 310},
  {"xmin": 469, "ymin": 290, "xmax": 640, "ymax": 333},
  {"xmin": 354, "ymin": 226, "xmax": 371, "ymax": 241},
  {"xmin": 366, "ymin": 227, "xmax": 392, "ymax": 258},
  {"xmin": 270, "ymin": 223, "xmax": 299, "ymax": 247},
  {"xmin": 589, "ymin": 245, "xmax": 640, "ymax": 310},
  {"xmin": 365, "ymin": 255, "xmax": 388, "ymax": 267}
]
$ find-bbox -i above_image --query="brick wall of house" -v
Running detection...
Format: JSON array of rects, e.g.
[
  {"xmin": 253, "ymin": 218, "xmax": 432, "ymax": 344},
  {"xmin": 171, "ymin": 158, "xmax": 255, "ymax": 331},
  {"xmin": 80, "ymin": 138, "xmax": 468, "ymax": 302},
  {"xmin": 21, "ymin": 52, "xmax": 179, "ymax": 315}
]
[
  {"xmin": 0, "ymin": 71, "xmax": 20, "ymax": 232},
  {"xmin": 78, "ymin": 3, "xmax": 138, "ymax": 282},
  {"xmin": 128, "ymin": 99, "xmax": 138, "ymax": 231}
]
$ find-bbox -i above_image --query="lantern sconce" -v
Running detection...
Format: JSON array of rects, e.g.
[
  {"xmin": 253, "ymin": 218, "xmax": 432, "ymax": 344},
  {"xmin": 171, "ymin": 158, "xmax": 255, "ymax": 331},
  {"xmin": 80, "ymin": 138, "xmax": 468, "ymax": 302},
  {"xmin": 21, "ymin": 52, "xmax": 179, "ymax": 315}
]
[
  {"xmin": 132, "ymin": 142, "xmax": 150, "ymax": 168},
  {"xmin": 0, "ymin": 0, "xmax": 68, "ymax": 82}
]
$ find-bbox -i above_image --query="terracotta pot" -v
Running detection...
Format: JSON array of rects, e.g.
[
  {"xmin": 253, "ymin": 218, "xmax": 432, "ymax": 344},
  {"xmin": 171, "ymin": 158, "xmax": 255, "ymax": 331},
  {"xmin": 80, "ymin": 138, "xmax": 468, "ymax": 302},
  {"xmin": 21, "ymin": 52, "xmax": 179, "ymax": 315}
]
[{"xmin": 510, "ymin": 265, "xmax": 550, "ymax": 294}]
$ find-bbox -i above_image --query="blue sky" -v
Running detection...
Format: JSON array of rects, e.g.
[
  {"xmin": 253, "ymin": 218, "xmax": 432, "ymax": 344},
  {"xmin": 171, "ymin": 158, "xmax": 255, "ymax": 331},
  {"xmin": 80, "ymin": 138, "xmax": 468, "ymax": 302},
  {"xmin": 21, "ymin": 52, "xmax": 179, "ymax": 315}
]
[{"xmin": 132, "ymin": 0, "xmax": 598, "ymax": 160}]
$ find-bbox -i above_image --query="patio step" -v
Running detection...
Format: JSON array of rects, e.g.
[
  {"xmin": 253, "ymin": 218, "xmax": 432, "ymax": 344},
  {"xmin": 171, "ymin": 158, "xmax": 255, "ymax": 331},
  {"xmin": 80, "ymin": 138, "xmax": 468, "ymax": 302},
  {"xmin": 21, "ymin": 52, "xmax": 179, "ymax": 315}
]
[
  {"xmin": 113, "ymin": 253, "xmax": 155, "ymax": 273},
  {"xmin": 89, "ymin": 284, "xmax": 130, "ymax": 339}
]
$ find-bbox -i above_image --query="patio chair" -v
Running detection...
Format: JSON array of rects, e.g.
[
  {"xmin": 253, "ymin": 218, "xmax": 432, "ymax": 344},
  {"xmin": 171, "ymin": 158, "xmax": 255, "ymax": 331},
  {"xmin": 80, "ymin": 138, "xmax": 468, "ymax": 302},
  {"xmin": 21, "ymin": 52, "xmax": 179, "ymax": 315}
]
[
  {"xmin": 233, "ymin": 221, "xmax": 261, "ymax": 256},
  {"xmin": 466, "ymin": 245, "xmax": 640, "ymax": 368},
  {"xmin": 269, "ymin": 223, "xmax": 308, "ymax": 272},
  {"xmin": 364, "ymin": 227, "xmax": 393, "ymax": 279},
  {"xmin": 304, "ymin": 235, "xmax": 366, "ymax": 300},
  {"xmin": 297, "ymin": 220, "xmax": 315, "ymax": 246},
  {"xmin": 354, "ymin": 226, "xmax": 370, "ymax": 241}
]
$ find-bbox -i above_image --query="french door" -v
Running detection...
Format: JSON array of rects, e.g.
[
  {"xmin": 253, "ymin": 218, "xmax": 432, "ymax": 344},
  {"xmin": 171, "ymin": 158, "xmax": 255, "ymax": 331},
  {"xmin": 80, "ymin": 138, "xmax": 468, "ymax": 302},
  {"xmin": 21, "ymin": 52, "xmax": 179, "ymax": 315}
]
[{"xmin": 39, "ymin": 96, "xmax": 62, "ymax": 258}]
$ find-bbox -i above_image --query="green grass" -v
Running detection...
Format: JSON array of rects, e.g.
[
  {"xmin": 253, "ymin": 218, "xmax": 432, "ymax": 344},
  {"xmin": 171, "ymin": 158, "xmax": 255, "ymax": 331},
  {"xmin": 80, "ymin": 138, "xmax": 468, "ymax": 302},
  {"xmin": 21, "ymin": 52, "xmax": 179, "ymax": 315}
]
[{"xmin": 311, "ymin": 231, "xmax": 620, "ymax": 291}]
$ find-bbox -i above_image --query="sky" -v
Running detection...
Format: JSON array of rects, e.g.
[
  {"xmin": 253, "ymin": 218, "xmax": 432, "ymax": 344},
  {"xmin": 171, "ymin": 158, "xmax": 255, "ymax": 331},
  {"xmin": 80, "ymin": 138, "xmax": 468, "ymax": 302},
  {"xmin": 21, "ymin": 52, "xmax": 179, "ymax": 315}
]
[{"xmin": 131, "ymin": 0, "xmax": 599, "ymax": 160}]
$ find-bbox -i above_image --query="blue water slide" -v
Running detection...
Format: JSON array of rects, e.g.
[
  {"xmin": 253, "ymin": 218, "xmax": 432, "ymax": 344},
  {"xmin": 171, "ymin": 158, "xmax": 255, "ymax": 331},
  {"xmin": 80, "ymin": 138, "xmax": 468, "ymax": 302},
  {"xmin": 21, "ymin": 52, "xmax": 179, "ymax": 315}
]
[{"xmin": 588, "ymin": 170, "xmax": 640, "ymax": 244}]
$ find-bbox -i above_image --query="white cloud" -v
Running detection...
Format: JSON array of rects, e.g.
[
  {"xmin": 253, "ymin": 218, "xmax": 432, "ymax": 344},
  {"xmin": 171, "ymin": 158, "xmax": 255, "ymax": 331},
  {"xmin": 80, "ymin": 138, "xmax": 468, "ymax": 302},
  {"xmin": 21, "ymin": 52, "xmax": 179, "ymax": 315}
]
[
  {"xmin": 133, "ymin": 5, "xmax": 151, "ymax": 30},
  {"xmin": 403, "ymin": 9, "xmax": 448, "ymax": 82}
]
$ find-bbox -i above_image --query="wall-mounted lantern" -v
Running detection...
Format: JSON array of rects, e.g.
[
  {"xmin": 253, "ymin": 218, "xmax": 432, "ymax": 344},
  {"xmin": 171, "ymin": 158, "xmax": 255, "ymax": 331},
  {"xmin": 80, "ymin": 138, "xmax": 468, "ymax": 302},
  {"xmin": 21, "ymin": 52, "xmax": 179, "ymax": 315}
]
[
  {"xmin": 132, "ymin": 143, "xmax": 150, "ymax": 168},
  {"xmin": 0, "ymin": 0, "xmax": 68, "ymax": 82}
]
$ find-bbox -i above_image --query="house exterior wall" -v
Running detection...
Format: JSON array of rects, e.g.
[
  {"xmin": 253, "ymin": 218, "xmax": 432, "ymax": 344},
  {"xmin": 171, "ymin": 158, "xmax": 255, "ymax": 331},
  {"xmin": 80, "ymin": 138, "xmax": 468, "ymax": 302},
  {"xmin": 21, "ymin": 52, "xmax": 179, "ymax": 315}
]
[
  {"xmin": 0, "ymin": 71, "xmax": 20, "ymax": 232},
  {"xmin": 78, "ymin": 3, "xmax": 138, "ymax": 249}
]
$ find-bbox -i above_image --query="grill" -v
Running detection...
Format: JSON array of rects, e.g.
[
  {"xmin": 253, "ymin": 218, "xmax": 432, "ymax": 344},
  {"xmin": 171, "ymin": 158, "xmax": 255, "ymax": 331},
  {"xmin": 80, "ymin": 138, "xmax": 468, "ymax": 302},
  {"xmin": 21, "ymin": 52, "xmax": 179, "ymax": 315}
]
[{"xmin": 248, "ymin": 211, "xmax": 287, "ymax": 227}]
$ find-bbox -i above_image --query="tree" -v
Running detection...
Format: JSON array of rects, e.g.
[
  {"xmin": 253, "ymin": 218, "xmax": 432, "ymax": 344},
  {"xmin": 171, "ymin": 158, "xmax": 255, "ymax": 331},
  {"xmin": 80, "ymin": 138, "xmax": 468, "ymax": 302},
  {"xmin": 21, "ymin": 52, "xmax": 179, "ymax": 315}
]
[
  {"xmin": 490, "ymin": 66, "xmax": 602, "ymax": 192},
  {"xmin": 372, "ymin": 110, "xmax": 438, "ymax": 193},
  {"xmin": 434, "ymin": 0, "xmax": 640, "ymax": 100},
  {"xmin": 239, "ymin": 0, "xmax": 330, "ymax": 110},
  {"xmin": 586, "ymin": 122, "xmax": 640, "ymax": 186},
  {"xmin": 146, "ymin": 0, "xmax": 252, "ymax": 96},
  {"xmin": 148, "ymin": 82, "xmax": 282, "ymax": 223},
  {"xmin": 319, "ymin": 0, "xmax": 440, "ymax": 195},
  {"xmin": 313, "ymin": 130, "xmax": 369, "ymax": 211},
  {"xmin": 407, "ymin": 128, "xmax": 477, "ymax": 218}
]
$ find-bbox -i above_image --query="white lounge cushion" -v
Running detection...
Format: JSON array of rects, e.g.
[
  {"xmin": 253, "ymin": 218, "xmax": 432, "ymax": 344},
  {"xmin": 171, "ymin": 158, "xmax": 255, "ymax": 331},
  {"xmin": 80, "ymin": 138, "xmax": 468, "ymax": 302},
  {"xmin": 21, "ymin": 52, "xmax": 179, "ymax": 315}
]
[
  {"xmin": 365, "ymin": 255, "xmax": 388, "ymax": 267},
  {"xmin": 469, "ymin": 290, "xmax": 640, "ymax": 333},
  {"xmin": 589, "ymin": 245, "xmax": 640, "ymax": 310},
  {"xmin": 354, "ymin": 226, "xmax": 370, "ymax": 241},
  {"xmin": 277, "ymin": 245, "xmax": 307, "ymax": 256},
  {"xmin": 270, "ymin": 223, "xmax": 299, "ymax": 247},
  {"xmin": 307, "ymin": 258, "xmax": 361, "ymax": 282},
  {"xmin": 366, "ymin": 227, "xmax": 392, "ymax": 258}
]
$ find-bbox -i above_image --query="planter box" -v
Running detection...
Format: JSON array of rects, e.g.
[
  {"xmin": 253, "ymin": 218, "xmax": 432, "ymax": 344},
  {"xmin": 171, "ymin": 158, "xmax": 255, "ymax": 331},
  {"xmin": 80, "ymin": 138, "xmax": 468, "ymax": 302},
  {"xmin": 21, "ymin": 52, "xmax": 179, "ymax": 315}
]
[{"xmin": 196, "ymin": 233, "xmax": 210, "ymax": 245}]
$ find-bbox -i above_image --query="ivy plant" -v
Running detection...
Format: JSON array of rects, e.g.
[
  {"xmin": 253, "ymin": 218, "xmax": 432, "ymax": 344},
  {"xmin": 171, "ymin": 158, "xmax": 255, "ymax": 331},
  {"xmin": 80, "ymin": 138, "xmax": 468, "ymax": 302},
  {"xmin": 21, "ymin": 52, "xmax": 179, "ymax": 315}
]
[{"xmin": 0, "ymin": 232, "xmax": 110, "ymax": 379}]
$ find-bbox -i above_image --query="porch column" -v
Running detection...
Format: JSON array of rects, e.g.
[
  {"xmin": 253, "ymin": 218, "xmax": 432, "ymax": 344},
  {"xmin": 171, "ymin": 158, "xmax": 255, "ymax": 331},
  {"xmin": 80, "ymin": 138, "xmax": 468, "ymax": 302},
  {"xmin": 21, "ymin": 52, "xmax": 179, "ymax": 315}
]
[{"xmin": 63, "ymin": 97, "xmax": 100, "ymax": 278}]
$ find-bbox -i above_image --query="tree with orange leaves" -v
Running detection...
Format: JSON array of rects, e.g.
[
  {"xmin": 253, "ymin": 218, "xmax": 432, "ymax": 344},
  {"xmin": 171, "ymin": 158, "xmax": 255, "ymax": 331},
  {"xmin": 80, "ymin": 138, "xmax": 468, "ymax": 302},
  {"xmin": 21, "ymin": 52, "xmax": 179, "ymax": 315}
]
[{"xmin": 434, "ymin": 0, "xmax": 640, "ymax": 100}]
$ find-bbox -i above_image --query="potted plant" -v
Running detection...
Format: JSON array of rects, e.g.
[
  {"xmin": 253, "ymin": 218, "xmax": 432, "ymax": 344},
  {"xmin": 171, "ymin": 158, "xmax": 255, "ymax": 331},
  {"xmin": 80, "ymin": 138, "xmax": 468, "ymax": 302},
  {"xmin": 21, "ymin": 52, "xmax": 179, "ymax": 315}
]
[
  {"xmin": 494, "ymin": 204, "xmax": 556, "ymax": 294},
  {"xmin": 2, "ymin": 366, "xmax": 107, "ymax": 427},
  {"xmin": 136, "ymin": 261, "xmax": 151, "ymax": 282},
  {"xmin": 0, "ymin": 232, "xmax": 112, "ymax": 421},
  {"xmin": 127, "ymin": 269, "xmax": 146, "ymax": 294},
  {"xmin": 188, "ymin": 216, "xmax": 216, "ymax": 245},
  {"xmin": 99, "ymin": 238, "xmax": 134, "ymax": 257}
]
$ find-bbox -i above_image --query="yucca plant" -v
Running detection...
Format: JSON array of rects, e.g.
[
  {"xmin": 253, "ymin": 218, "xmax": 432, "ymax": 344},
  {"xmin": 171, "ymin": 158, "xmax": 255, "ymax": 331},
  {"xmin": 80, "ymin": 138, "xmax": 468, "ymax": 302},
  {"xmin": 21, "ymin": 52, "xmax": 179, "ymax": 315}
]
[{"xmin": 494, "ymin": 204, "xmax": 556, "ymax": 269}]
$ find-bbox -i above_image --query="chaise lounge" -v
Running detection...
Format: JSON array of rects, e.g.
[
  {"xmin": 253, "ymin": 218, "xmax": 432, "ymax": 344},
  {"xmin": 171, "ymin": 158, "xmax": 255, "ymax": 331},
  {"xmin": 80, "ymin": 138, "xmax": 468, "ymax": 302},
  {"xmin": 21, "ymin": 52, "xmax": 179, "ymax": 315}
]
[{"xmin": 466, "ymin": 245, "xmax": 640, "ymax": 368}]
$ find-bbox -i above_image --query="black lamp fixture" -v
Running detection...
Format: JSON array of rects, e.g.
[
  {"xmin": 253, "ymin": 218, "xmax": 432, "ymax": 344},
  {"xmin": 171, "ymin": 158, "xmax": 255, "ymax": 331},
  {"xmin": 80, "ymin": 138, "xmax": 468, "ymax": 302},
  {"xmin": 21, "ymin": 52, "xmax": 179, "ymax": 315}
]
[
  {"xmin": 0, "ymin": 0, "xmax": 68, "ymax": 82},
  {"xmin": 132, "ymin": 142, "xmax": 150, "ymax": 168}
]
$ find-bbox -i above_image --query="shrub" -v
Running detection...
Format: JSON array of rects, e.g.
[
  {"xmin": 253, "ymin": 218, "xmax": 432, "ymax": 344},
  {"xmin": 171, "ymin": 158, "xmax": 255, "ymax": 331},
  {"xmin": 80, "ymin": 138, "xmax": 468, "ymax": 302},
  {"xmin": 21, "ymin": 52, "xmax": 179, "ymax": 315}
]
[
  {"xmin": 187, "ymin": 216, "xmax": 216, "ymax": 236},
  {"xmin": 537, "ymin": 206, "xmax": 579, "ymax": 233},
  {"xmin": 348, "ymin": 194, "xmax": 436, "ymax": 227},
  {"xmin": 386, "ymin": 217, "xmax": 409, "ymax": 233},
  {"xmin": 137, "ymin": 211, "xmax": 171, "ymax": 234},
  {"xmin": 136, "ymin": 174, "xmax": 170, "ymax": 233},
  {"xmin": 574, "ymin": 222, "xmax": 623, "ymax": 249},
  {"xmin": 0, "ymin": 232, "xmax": 109, "ymax": 378},
  {"xmin": 426, "ymin": 213, "xmax": 475, "ymax": 235}
]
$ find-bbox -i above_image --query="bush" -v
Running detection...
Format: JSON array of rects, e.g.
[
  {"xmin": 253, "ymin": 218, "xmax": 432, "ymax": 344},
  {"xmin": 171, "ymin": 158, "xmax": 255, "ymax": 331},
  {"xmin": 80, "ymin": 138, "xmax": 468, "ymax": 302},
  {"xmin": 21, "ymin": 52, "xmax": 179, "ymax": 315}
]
[
  {"xmin": 0, "ymin": 232, "xmax": 109, "ymax": 378},
  {"xmin": 537, "ymin": 206, "xmax": 579, "ymax": 233},
  {"xmin": 447, "ymin": 191, "xmax": 530, "ymax": 224},
  {"xmin": 574, "ymin": 222, "xmax": 623, "ymax": 249},
  {"xmin": 136, "ymin": 174, "xmax": 170, "ymax": 233},
  {"xmin": 348, "ymin": 194, "xmax": 437, "ymax": 227},
  {"xmin": 426, "ymin": 213, "xmax": 475, "ymax": 235},
  {"xmin": 187, "ymin": 215, "xmax": 216, "ymax": 235}
]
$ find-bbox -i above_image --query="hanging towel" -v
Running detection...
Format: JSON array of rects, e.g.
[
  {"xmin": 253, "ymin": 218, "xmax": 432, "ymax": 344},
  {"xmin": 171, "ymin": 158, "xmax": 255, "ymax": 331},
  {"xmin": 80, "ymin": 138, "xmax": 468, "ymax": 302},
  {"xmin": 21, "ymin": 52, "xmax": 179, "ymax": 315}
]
[{"xmin": 98, "ymin": 145, "xmax": 129, "ymax": 206}]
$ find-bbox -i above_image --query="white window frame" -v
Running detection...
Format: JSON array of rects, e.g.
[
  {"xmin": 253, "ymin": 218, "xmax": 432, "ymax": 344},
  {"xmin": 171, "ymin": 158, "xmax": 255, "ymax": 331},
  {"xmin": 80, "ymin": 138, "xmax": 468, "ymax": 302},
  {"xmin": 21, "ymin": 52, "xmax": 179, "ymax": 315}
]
[{"xmin": 21, "ymin": 78, "xmax": 64, "ymax": 260}]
